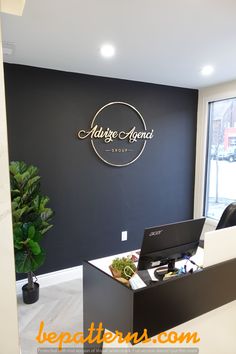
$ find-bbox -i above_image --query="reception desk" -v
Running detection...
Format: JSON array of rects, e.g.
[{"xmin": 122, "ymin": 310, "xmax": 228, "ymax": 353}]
[{"xmin": 83, "ymin": 247, "xmax": 236, "ymax": 354}]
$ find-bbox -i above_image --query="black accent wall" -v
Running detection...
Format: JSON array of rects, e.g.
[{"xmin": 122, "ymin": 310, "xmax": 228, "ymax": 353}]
[{"xmin": 4, "ymin": 64, "xmax": 198, "ymax": 278}]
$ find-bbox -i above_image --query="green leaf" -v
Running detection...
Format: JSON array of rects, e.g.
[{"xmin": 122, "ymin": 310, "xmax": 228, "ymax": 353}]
[
  {"xmin": 15, "ymin": 251, "xmax": 33, "ymax": 273},
  {"xmin": 13, "ymin": 226, "xmax": 24, "ymax": 242},
  {"xmin": 41, "ymin": 208, "xmax": 53, "ymax": 222},
  {"xmin": 11, "ymin": 201, "xmax": 19, "ymax": 211},
  {"xmin": 33, "ymin": 195, "xmax": 40, "ymax": 210},
  {"xmin": 15, "ymin": 248, "xmax": 45, "ymax": 273},
  {"xmin": 39, "ymin": 196, "xmax": 50, "ymax": 211},
  {"xmin": 22, "ymin": 182, "xmax": 40, "ymax": 203},
  {"xmin": 14, "ymin": 173, "xmax": 24, "ymax": 185},
  {"xmin": 11, "ymin": 195, "xmax": 21, "ymax": 205},
  {"xmin": 12, "ymin": 207, "xmax": 28, "ymax": 223},
  {"xmin": 26, "ymin": 176, "xmax": 40, "ymax": 189},
  {"xmin": 27, "ymin": 165, "xmax": 39, "ymax": 179},
  {"xmin": 11, "ymin": 189, "xmax": 20, "ymax": 197},
  {"xmin": 13, "ymin": 227, "xmax": 24, "ymax": 250},
  {"xmin": 10, "ymin": 161, "xmax": 27, "ymax": 176},
  {"xmin": 33, "ymin": 230, "xmax": 43, "ymax": 242},
  {"xmin": 32, "ymin": 249, "xmax": 46, "ymax": 269},
  {"xmin": 41, "ymin": 224, "xmax": 53, "ymax": 235},
  {"xmin": 14, "ymin": 242, "xmax": 23, "ymax": 250},
  {"xmin": 21, "ymin": 171, "xmax": 31, "ymax": 184},
  {"xmin": 22, "ymin": 223, "xmax": 30, "ymax": 238},
  {"xmin": 27, "ymin": 225, "xmax": 35, "ymax": 239},
  {"xmin": 28, "ymin": 240, "xmax": 41, "ymax": 255}
]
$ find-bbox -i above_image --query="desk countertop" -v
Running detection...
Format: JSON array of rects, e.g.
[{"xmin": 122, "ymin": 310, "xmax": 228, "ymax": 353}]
[{"xmin": 89, "ymin": 246, "xmax": 204, "ymax": 280}]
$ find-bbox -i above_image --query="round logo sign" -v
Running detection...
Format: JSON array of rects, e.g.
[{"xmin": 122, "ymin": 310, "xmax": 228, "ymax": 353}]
[{"xmin": 78, "ymin": 102, "xmax": 154, "ymax": 167}]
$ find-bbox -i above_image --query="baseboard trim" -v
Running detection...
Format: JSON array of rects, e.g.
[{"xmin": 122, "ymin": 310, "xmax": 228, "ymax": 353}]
[{"xmin": 16, "ymin": 265, "xmax": 83, "ymax": 295}]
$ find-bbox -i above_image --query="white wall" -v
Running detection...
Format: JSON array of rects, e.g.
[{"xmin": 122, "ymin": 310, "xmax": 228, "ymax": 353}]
[
  {"xmin": 194, "ymin": 79, "xmax": 236, "ymax": 235},
  {"xmin": 0, "ymin": 1, "xmax": 25, "ymax": 353},
  {"xmin": 0, "ymin": 22, "xmax": 20, "ymax": 354}
]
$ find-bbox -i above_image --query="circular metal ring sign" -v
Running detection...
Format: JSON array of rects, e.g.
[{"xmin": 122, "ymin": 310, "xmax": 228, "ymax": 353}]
[{"xmin": 78, "ymin": 102, "xmax": 154, "ymax": 167}]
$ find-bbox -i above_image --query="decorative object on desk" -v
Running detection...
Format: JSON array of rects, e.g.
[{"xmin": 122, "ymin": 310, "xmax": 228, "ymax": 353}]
[
  {"xmin": 124, "ymin": 266, "xmax": 146, "ymax": 290},
  {"xmin": 131, "ymin": 254, "xmax": 139, "ymax": 262},
  {"xmin": 110, "ymin": 256, "xmax": 136, "ymax": 286},
  {"xmin": 10, "ymin": 161, "xmax": 54, "ymax": 304},
  {"xmin": 115, "ymin": 277, "xmax": 130, "ymax": 286}
]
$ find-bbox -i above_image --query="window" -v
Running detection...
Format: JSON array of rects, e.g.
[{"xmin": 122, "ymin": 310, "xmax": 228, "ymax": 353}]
[{"xmin": 205, "ymin": 98, "xmax": 236, "ymax": 220}]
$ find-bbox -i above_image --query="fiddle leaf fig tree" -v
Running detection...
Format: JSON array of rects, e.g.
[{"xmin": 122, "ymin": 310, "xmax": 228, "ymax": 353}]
[{"xmin": 10, "ymin": 161, "xmax": 53, "ymax": 290}]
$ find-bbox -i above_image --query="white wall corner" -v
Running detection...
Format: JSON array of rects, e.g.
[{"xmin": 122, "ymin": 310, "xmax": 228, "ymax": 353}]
[
  {"xmin": 0, "ymin": 0, "xmax": 25, "ymax": 16},
  {"xmin": 0, "ymin": 17, "xmax": 20, "ymax": 354}
]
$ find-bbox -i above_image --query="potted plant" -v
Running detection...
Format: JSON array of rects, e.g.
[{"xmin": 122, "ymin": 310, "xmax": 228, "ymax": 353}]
[
  {"xmin": 10, "ymin": 161, "xmax": 53, "ymax": 304},
  {"xmin": 110, "ymin": 257, "xmax": 136, "ymax": 286}
]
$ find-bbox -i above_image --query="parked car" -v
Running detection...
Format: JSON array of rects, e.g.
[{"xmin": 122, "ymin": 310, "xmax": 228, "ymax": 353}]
[
  {"xmin": 226, "ymin": 147, "xmax": 236, "ymax": 162},
  {"xmin": 211, "ymin": 145, "xmax": 225, "ymax": 160},
  {"xmin": 211, "ymin": 145, "xmax": 236, "ymax": 162}
]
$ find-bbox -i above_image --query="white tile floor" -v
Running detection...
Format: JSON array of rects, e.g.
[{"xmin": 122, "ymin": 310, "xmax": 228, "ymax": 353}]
[
  {"xmin": 17, "ymin": 278, "xmax": 236, "ymax": 354},
  {"xmin": 17, "ymin": 279, "xmax": 83, "ymax": 354}
]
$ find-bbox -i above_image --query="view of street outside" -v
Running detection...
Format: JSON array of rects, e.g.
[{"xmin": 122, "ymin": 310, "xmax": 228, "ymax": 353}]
[
  {"xmin": 207, "ymin": 160, "xmax": 236, "ymax": 220},
  {"xmin": 205, "ymin": 97, "xmax": 236, "ymax": 220}
]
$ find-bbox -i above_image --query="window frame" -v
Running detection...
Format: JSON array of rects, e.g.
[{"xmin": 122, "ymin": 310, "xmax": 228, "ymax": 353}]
[{"xmin": 194, "ymin": 81, "xmax": 236, "ymax": 227}]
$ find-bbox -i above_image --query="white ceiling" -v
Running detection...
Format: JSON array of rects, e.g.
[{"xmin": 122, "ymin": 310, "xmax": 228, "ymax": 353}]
[{"xmin": 1, "ymin": 0, "xmax": 236, "ymax": 89}]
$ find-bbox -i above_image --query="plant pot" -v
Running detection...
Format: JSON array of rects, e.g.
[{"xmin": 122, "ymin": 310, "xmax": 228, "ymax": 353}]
[
  {"xmin": 109, "ymin": 265, "xmax": 122, "ymax": 278},
  {"xmin": 22, "ymin": 282, "xmax": 39, "ymax": 304},
  {"xmin": 109, "ymin": 266, "xmax": 130, "ymax": 287}
]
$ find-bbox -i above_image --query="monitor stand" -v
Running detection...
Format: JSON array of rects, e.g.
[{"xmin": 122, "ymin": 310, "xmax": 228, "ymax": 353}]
[
  {"xmin": 167, "ymin": 259, "xmax": 178, "ymax": 272},
  {"xmin": 154, "ymin": 259, "xmax": 178, "ymax": 280}
]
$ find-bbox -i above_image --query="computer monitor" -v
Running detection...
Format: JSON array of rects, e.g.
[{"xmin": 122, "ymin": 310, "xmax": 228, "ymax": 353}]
[{"xmin": 138, "ymin": 218, "xmax": 205, "ymax": 272}]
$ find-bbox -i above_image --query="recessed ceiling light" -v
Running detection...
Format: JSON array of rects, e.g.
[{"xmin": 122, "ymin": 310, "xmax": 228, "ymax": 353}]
[
  {"xmin": 201, "ymin": 65, "xmax": 214, "ymax": 76},
  {"xmin": 100, "ymin": 44, "xmax": 115, "ymax": 59}
]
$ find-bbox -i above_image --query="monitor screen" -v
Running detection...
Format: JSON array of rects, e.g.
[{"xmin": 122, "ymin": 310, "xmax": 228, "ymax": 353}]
[{"xmin": 138, "ymin": 218, "xmax": 205, "ymax": 271}]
